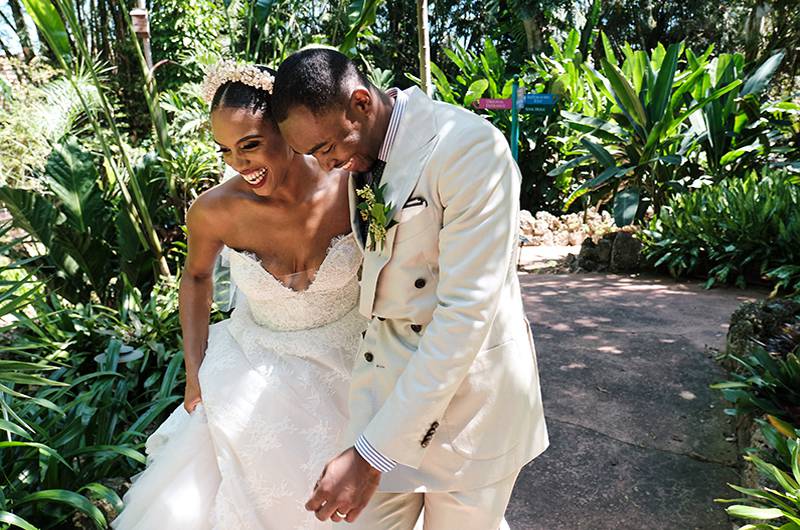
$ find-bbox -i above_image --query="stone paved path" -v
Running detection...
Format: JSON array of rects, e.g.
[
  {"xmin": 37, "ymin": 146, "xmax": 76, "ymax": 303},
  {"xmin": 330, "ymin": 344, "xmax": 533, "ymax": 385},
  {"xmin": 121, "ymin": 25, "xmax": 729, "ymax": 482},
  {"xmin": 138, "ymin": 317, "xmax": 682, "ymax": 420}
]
[{"xmin": 507, "ymin": 272, "xmax": 767, "ymax": 530}]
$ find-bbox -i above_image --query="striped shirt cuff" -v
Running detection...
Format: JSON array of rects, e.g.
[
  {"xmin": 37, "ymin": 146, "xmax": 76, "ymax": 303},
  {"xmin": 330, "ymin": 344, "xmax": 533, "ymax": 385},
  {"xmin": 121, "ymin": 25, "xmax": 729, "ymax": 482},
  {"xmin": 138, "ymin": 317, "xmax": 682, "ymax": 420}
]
[{"xmin": 355, "ymin": 434, "xmax": 397, "ymax": 473}]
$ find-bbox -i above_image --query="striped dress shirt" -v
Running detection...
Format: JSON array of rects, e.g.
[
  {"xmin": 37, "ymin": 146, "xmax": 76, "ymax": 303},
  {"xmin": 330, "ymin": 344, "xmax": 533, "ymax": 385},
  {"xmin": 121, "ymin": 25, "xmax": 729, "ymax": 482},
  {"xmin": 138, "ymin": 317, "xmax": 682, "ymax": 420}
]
[{"xmin": 353, "ymin": 87, "xmax": 408, "ymax": 473}]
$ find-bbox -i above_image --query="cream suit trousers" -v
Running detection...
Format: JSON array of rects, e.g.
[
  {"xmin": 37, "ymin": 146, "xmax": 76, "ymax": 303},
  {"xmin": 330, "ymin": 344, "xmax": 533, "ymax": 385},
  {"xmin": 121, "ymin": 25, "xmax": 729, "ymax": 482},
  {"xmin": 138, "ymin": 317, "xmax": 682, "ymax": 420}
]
[{"xmin": 351, "ymin": 470, "xmax": 519, "ymax": 530}]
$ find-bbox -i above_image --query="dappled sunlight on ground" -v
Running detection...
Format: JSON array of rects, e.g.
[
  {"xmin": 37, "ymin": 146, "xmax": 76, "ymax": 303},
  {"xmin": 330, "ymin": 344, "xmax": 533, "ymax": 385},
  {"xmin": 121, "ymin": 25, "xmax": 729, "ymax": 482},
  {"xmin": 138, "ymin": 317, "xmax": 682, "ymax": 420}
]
[{"xmin": 508, "ymin": 270, "xmax": 769, "ymax": 529}]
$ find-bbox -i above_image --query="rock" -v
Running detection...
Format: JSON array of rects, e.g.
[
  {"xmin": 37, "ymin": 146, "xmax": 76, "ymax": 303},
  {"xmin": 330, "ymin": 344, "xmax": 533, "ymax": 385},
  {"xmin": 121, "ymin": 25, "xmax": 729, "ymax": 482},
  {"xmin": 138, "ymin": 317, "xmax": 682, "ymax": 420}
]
[
  {"xmin": 609, "ymin": 232, "xmax": 642, "ymax": 273},
  {"xmin": 525, "ymin": 207, "xmax": 616, "ymax": 247},
  {"xmin": 553, "ymin": 231, "xmax": 570, "ymax": 246},
  {"xmin": 533, "ymin": 220, "xmax": 549, "ymax": 236},
  {"xmin": 726, "ymin": 299, "xmax": 800, "ymax": 362},
  {"xmin": 567, "ymin": 231, "xmax": 584, "ymax": 246},
  {"xmin": 519, "ymin": 210, "xmax": 535, "ymax": 239},
  {"xmin": 596, "ymin": 235, "xmax": 613, "ymax": 265},
  {"xmin": 578, "ymin": 237, "xmax": 599, "ymax": 271},
  {"xmin": 535, "ymin": 211, "xmax": 556, "ymax": 223}
]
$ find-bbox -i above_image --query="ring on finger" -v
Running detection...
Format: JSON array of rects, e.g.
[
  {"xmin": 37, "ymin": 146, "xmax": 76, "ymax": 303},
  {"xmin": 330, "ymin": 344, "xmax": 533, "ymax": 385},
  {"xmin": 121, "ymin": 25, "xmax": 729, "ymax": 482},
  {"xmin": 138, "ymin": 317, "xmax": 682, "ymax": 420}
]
[{"xmin": 335, "ymin": 510, "xmax": 347, "ymax": 518}]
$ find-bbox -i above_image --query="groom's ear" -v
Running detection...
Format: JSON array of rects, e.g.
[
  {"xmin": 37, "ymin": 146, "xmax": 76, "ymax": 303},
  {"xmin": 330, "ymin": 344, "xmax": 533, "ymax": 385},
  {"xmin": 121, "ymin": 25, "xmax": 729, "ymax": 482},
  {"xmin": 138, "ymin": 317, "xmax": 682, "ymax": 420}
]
[{"xmin": 348, "ymin": 88, "xmax": 373, "ymax": 119}]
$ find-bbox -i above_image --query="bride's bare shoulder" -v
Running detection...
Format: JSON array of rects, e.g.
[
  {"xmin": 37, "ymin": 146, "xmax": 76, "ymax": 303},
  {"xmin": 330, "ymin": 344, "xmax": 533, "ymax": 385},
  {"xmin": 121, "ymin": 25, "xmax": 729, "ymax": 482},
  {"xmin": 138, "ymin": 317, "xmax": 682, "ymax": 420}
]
[{"xmin": 186, "ymin": 178, "xmax": 244, "ymax": 230}]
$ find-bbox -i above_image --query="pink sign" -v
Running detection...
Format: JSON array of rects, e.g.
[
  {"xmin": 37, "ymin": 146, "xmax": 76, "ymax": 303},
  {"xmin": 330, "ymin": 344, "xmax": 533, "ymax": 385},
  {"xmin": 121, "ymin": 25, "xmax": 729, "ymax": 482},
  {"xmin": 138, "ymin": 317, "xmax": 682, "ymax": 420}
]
[{"xmin": 474, "ymin": 98, "xmax": 513, "ymax": 110}]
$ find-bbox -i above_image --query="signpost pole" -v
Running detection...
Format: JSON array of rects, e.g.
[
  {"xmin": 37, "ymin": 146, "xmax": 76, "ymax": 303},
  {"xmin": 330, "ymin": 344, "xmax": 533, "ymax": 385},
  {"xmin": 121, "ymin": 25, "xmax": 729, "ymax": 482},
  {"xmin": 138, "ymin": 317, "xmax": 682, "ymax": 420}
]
[{"xmin": 510, "ymin": 75, "xmax": 520, "ymax": 161}]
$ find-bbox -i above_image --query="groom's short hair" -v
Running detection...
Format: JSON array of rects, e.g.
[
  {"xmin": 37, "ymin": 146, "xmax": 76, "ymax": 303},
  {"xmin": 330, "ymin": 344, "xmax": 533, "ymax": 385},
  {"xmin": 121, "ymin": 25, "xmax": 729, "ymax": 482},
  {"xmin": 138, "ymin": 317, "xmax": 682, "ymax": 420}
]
[{"xmin": 272, "ymin": 47, "xmax": 372, "ymax": 123}]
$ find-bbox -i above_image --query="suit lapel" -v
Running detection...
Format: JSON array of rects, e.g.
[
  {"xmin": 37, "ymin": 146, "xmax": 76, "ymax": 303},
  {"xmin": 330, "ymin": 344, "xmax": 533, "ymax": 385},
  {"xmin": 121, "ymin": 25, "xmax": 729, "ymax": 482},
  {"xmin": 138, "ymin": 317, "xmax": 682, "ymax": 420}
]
[
  {"xmin": 378, "ymin": 87, "xmax": 438, "ymax": 222},
  {"xmin": 359, "ymin": 87, "xmax": 439, "ymax": 317}
]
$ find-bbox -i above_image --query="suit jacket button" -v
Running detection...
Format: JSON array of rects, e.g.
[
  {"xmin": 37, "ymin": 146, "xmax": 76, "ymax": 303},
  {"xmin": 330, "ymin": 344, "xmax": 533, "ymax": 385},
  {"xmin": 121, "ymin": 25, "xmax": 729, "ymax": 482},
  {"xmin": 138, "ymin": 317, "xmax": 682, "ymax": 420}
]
[
  {"xmin": 361, "ymin": 330, "xmax": 366, "ymax": 338},
  {"xmin": 414, "ymin": 278, "xmax": 426, "ymax": 289},
  {"xmin": 411, "ymin": 324, "xmax": 422, "ymax": 333},
  {"xmin": 364, "ymin": 352, "xmax": 374, "ymax": 362},
  {"xmin": 377, "ymin": 316, "xmax": 386, "ymax": 321}
]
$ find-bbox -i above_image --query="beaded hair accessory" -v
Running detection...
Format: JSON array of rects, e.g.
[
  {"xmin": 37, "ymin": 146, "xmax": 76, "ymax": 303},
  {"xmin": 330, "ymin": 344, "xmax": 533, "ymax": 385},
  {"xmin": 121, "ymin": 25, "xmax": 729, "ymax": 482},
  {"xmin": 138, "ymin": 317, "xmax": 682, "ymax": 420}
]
[{"xmin": 201, "ymin": 60, "xmax": 275, "ymax": 104}]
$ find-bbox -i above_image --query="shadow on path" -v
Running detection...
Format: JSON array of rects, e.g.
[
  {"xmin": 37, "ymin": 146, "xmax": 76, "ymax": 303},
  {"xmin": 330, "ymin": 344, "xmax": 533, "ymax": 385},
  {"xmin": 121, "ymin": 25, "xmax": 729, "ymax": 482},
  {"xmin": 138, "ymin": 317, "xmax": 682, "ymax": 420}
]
[{"xmin": 507, "ymin": 272, "xmax": 767, "ymax": 530}]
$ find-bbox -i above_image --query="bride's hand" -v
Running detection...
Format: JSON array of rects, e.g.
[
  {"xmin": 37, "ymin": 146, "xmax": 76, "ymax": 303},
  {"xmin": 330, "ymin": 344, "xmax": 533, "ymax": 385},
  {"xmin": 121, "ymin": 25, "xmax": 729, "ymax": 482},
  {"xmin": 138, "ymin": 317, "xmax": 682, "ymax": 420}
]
[{"xmin": 184, "ymin": 376, "xmax": 202, "ymax": 413}]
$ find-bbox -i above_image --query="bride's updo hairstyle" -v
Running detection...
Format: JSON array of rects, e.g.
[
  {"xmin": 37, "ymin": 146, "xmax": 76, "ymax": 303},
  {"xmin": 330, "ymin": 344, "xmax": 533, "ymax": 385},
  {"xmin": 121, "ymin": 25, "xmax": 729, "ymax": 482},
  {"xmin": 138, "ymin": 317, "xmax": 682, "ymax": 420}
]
[{"xmin": 202, "ymin": 61, "xmax": 277, "ymax": 121}]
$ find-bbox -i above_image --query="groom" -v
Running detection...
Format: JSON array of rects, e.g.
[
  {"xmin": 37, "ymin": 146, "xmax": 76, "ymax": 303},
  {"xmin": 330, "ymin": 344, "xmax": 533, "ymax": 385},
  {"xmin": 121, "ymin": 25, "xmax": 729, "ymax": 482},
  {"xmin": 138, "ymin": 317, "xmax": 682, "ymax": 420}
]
[{"xmin": 272, "ymin": 48, "xmax": 548, "ymax": 529}]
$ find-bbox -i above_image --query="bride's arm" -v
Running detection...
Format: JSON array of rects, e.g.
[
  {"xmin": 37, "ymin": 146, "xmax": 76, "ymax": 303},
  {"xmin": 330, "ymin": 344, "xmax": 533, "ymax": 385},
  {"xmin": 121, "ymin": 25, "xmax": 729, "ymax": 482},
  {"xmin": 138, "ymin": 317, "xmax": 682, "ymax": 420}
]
[{"xmin": 179, "ymin": 198, "xmax": 225, "ymax": 412}]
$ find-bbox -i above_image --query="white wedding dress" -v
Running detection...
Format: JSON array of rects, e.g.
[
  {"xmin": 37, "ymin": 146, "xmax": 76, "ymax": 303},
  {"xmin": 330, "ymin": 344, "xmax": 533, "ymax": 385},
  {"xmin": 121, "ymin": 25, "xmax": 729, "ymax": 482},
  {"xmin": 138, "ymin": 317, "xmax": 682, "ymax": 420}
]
[{"xmin": 113, "ymin": 234, "xmax": 367, "ymax": 529}]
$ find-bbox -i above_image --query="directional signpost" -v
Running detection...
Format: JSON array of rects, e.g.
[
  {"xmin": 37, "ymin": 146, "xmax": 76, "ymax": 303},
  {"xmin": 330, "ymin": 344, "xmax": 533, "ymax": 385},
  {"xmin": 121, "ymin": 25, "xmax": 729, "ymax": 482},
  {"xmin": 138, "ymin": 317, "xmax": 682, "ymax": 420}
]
[{"xmin": 473, "ymin": 75, "xmax": 558, "ymax": 161}]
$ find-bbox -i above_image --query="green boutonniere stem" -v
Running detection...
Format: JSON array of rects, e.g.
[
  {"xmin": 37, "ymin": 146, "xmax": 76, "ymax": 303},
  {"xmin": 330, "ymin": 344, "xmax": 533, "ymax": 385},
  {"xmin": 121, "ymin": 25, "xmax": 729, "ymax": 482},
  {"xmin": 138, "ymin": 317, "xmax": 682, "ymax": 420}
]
[{"xmin": 357, "ymin": 182, "xmax": 398, "ymax": 251}]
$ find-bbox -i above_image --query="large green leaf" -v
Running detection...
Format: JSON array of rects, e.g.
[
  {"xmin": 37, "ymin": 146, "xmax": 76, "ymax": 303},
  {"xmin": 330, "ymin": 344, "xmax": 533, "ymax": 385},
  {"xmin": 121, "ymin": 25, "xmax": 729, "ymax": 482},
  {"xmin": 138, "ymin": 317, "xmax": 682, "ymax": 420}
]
[
  {"xmin": 648, "ymin": 43, "xmax": 681, "ymax": 124},
  {"xmin": 17, "ymin": 490, "xmax": 106, "ymax": 529},
  {"xmin": 252, "ymin": 0, "xmax": 277, "ymax": 27},
  {"xmin": 580, "ymin": 138, "xmax": 616, "ymax": 168},
  {"xmin": 547, "ymin": 155, "xmax": 593, "ymax": 177},
  {"xmin": 463, "ymin": 79, "xmax": 489, "ymax": 106},
  {"xmin": 602, "ymin": 59, "xmax": 648, "ymax": 128},
  {"xmin": 0, "ymin": 511, "xmax": 39, "ymax": 530},
  {"xmin": 561, "ymin": 111, "xmax": 626, "ymax": 142},
  {"xmin": 600, "ymin": 31, "xmax": 617, "ymax": 66},
  {"xmin": 19, "ymin": 0, "xmax": 71, "ymax": 60},
  {"xmin": 669, "ymin": 79, "xmax": 743, "ymax": 136},
  {"xmin": 81, "ymin": 483, "xmax": 124, "ymax": 515},
  {"xmin": 339, "ymin": 0, "xmax": 384, "ymax": 54},
  {"xmin": 741, "ymin": 50, "xmax": 786, "ymax": 97},
  {"xmin": 0, "ymin": 187, "xmax": 58, "ymax": 247},
  {"xmin": 726, "ymin": 505, "xmax": 786, "ymax": 520},
  {"xmin": 0, "ymin": 419, "xmax": 31, "ymax": 440},
  {"xmin": 429, "ymin": 62, "xmax": 456, "ymax": 104},
  {"xmin": 41, "ymin": 140, "xmax": 106, "ymax": 233},
  {"xmin": 613, "ymin": 187, "xmax": 640, "ymax": 226},
  {"xmin": 585, "ymin": 165, "xmax": 631, "ymax": 190}
]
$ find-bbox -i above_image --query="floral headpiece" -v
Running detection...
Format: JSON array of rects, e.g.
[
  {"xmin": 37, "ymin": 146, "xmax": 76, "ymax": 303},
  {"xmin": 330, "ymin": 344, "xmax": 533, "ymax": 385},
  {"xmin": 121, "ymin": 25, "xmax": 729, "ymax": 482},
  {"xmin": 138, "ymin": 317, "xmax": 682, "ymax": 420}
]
[{"xmin": 201, "ymin": 60, "xmax": 275, "ymax": 104}]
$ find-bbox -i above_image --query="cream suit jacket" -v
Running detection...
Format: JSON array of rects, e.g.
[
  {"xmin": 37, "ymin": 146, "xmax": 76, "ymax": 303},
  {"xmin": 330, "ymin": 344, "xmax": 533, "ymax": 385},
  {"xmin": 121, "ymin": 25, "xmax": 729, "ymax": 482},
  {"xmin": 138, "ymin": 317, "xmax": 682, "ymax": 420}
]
[{"xmin": 346, "ymin": 87, "xmax": 548, "ymax": 492}]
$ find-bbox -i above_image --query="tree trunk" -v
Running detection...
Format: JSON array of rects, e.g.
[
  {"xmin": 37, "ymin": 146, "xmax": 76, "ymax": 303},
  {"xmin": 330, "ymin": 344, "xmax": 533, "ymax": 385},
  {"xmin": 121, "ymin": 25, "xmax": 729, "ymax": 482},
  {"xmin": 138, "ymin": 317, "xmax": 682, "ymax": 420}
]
[
  {"xmin": 99, "ymin": 0, "xmax": 110, "ymax": 60},
  {"xmin": 744, "ymin": 1, "xmax": 771, "ymax": 64},
  {"xmin": 416, "ymin": 0, "xmax": 432, "ymax": 96},
  {"xmin": 8, "ymin": 0, "xmax": 36, "ymax": 61},
  {"xmin": 522, "ymin": 15, "xmax": 544, "ymax": 54}
]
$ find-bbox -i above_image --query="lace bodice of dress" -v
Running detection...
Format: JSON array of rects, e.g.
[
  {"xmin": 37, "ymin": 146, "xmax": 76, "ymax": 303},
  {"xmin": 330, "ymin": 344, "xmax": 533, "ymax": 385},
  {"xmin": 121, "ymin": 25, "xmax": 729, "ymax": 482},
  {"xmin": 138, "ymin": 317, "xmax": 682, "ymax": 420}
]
[{"xmin": 226, "ymin": 234, "xmax": 362, "ymax": 332}]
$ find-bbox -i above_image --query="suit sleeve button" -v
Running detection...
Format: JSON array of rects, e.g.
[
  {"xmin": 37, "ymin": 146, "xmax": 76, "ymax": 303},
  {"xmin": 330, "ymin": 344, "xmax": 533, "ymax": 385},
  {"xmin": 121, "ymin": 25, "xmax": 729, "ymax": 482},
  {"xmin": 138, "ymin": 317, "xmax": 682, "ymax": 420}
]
[
  {"xmin": 414, "ymin": 278, "xmax": 426, "ymax": 289},
  {"xmin": 432, "ymin": 421, "xmax": 439, "ymax": 429},
  {"xmin": 364, "ymin": 352, "xmax": 374, "ymax": 362},
  {"xmin": 421, "ymin": 440, "xmax": 430, "ymax": 448},
  {"xmin": 411, "ymin": 324, "xmax": 422, "ymax": 333}
]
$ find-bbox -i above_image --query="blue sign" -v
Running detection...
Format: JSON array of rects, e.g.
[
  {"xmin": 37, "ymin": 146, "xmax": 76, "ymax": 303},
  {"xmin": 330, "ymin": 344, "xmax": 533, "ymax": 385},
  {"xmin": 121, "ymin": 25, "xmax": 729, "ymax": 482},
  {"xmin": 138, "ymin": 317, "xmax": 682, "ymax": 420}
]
[{"xmin": 524, "ymin": 93, "xmax": 557, "ymax": 106}]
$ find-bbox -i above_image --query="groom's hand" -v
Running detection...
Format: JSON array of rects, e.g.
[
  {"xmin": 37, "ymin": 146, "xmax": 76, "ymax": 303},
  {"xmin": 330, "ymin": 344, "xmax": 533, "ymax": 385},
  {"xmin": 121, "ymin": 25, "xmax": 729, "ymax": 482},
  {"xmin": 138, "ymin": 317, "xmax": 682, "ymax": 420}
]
[{"xmin": 306, "ymin": 446, "xmax": 381, "ymax": 523}]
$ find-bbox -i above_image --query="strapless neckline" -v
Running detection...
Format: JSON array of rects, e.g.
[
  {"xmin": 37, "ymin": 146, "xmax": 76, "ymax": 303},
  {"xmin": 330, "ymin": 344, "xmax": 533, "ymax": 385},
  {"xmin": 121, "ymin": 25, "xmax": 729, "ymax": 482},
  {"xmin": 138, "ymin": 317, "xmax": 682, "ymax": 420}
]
[{"xmin": 229, "ymin": 233, "xmax": 354, "ymax": 293}]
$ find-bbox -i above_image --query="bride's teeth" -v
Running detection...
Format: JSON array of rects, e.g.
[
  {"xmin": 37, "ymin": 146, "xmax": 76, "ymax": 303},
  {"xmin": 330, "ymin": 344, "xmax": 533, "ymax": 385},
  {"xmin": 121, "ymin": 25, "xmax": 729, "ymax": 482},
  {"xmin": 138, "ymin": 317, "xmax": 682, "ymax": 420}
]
[{"xmin": 243, "ymin": 168, "xmax": 266, "ymax": 183}]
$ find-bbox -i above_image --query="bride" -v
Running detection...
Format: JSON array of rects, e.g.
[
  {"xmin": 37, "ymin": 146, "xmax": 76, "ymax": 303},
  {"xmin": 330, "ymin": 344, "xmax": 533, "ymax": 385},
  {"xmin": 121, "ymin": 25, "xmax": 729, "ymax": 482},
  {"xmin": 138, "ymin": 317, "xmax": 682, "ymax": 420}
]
[{"xmin": 112, "ymin": 61, "xmax": 365, "ymax": 529}]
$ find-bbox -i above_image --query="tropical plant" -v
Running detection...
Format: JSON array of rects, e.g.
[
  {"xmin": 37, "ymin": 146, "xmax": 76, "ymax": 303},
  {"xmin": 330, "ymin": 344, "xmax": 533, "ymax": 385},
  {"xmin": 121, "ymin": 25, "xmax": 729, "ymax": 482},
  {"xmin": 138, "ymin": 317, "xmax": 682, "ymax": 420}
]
[
  {"xmin": 21, "ymin": 0, "xmax": 171, "ymax": 277},
  {"xmin": 418, "ymin": 37, "xmax": 572, "ymax": 212},
  {"xmin": 641, "ymin": 170, "xmax": 800, "ymax": 289},
  {"xmin": 716, "ymin": 438, "xmax": 800, "ymax": 530},
  {"xmin": 526, "ymin": 28, "xmax": 610, "ymax": 211},
  {"xmin": 0, "ymin": 139, "xmax": 168, "ymax": 306},
  {"xmin": 712, "ymin": 343, "xmax": 800, "ymax": 427},
  {"xmin": 687, "ymin": 49, "xmax": 793, "ymax": 178},
  {"xmin": 158, "ymin": 79, "xmax": 222, "ymax": 213},
  {"xmin": 553, "ymin": 40, "xmax": 745, "ymax": 225},
  {"xmin": 0, "ymin": 280, "xmax": 185, "ymax": 528},
  {"xmin": 149, "ymin": 0, "xmax": 227, "ymax": 91},
  {"xmin": 758, "ymin": 415, "xmax": 800, "ymax": 474},
  {"xmin": 0, "ymin": 64, "xmax": 102, "ymax": 187}
]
